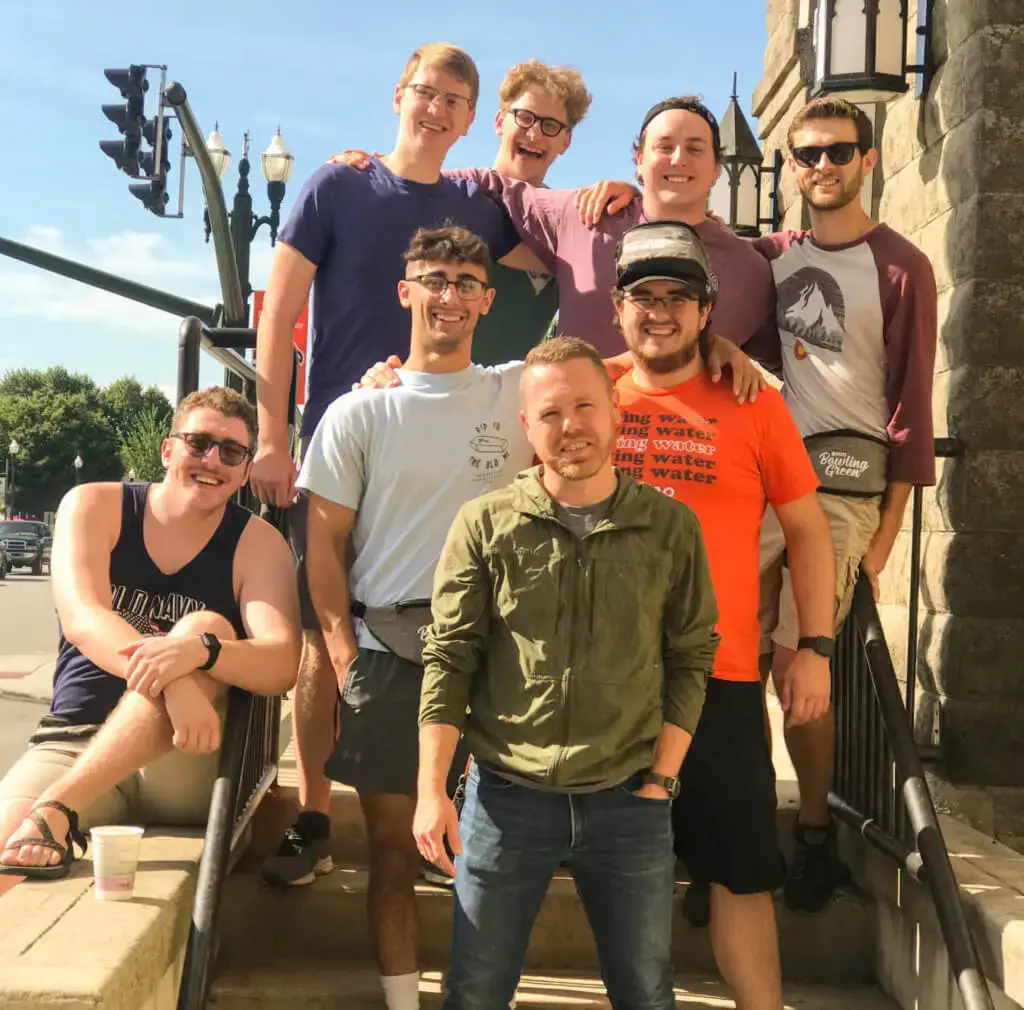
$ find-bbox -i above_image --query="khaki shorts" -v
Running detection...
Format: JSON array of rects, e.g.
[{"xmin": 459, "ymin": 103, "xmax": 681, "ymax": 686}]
[
  {"xmin": 0, "ymin": 735, "xmax": 220, "ymax": 831},
  {"xmin": 759, "ymin": 492, "xmax": 881, "ymax": 654}
]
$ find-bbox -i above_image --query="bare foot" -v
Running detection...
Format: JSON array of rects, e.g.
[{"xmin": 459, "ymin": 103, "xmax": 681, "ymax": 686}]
[{"xmin": 0, "ymin": 803, "xmax": 70, "ymax": 869}]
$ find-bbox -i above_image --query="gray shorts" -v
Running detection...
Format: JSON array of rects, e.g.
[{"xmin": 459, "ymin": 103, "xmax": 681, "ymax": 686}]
[
  {"xmin": 286, "ymin": 490, "xmax": 320, "ymax": 632},
  {"xmin": 326, "ymin": 648, "xmax": 467, "ymax": 797}
]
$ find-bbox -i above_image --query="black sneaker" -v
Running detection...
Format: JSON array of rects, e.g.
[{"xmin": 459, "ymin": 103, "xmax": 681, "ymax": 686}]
[
  {"xmin": 681, "ymin": 879, "xmax": 711, "ymax": 928},
  {"xmin": 783, "ymin": 818, "xmax": 851, "ymax": 913},
  {"xmin": 261, "ymin": 813, "xmax": 333, "ymax": 887}
]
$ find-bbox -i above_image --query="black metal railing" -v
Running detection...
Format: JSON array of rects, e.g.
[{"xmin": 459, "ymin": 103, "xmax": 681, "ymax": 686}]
[
  {"xmin": 829, "ymin": 437, "xmax": 993, "ymax": 1010},
  {"xmin": 175, "ymin": 320, "xmax": 298, "ymax": 1010}
]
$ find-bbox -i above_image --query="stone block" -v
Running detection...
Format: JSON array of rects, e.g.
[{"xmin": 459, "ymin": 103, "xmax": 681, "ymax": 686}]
[
  {"xmin": 937, "ymin": 0, "xmax": 1024, "ymax": 57},
  {"xmin": 766, "ymin": 0, "xmax": 797, "ymax": 37},
  {"xmin": 938, "ymin": 280, "xmax": 1024, "ymax": 371},
  {"xmin": 918, "ymin": 612, "xmax": 1024, "ymax": 700},
  {"xmin": 755, "ymin": 61, "xmax": 807, "ymax": 146},
  {"xmin": 918, "ymin": 530, "xmax": 1024, "ymax": 618},
  {"xmin": 918, "ymin": 690, "xmax": 1024, "ymax": 785},
  {"xmin": 945, "ymin": 364, "xmax": 1024, "ymax": 450},
  {"xmin": 754, "ymin": 4, "xmax": 800, "ymax": 119},
  {"xmin": 923, "ymin": 451, "xmax": 1024, "ymax": 533}
]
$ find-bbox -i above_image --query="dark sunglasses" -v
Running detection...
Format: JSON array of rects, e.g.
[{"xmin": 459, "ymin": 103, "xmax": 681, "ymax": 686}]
[
  {"xmin": 791, "ymin": 142, "xmax": 861, "ymax": 168},
  {"xmin": 507, "ymin": 108, "xmax": 569, "ymax": 138},
  {"xmin": 170, "ymin": 431, "xmax": 253, "ymax": 467}
]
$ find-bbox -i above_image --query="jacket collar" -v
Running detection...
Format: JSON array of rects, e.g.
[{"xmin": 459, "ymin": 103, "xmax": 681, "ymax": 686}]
[{"xmin": 510, "ymin": 465, "xmax": 654, "ymax": 532}]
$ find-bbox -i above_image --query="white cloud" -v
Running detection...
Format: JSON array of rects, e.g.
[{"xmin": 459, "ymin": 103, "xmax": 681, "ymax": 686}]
[{"xmin": 0, "ymin": 225, "xmax": 277, "ymax": 336}]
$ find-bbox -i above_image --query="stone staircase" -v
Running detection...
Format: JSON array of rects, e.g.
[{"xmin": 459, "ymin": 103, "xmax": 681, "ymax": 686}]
[{"xmin": 206, "ymin": 699, "xmax": 898, "ymax": 1009}]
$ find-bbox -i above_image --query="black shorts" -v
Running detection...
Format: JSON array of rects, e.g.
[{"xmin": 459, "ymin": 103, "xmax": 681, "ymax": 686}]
[
  {"xmin": 326, "ymin": 648, "xmax": 467, "ymax": 797},
  {"xmin": 672, "ymin": 678, "xmax": 783, "ymax": 895},
  {"xmin": 286, "ymin": 490, "xmax": 320, "ymax": 632}
]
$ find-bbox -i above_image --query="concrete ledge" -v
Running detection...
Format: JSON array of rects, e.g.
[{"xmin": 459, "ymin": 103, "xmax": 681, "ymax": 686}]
[
  {"xmin": 0, "ymin": 830, "xmax": 203, "ymax": 1010},
  {"xmin": 839, "ymin": 810, "xmax": 1024, "ymax": 1008}
]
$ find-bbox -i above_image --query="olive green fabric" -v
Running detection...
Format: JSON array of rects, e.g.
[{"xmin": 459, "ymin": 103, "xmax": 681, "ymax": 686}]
[{"xmin": 421, "ymin": 466, "xmax": 719, "ymax": 789}]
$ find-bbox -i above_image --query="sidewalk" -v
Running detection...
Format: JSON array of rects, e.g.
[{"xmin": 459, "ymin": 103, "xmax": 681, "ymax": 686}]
[{"xmin": 0, "ymin": 652, "xmax": 56, "ymax": 702}]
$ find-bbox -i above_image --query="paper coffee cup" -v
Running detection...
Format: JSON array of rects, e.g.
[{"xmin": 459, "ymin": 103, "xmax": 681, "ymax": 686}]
[{"xmin": 90, "ymin": 826, "xmax": 145, "ymax": 900}]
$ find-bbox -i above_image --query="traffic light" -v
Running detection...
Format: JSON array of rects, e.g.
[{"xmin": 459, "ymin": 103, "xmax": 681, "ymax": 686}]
[
  {"xmin": 135, "ymin": 113, "xmax": 173, "ymax": 215},
  {"xmin": 99, "ymin": 66, "xmax": 148, "ymax": 176},
  {"xmin": 129, "ymin": 178, "xmax": 170, "ymax": 215}
]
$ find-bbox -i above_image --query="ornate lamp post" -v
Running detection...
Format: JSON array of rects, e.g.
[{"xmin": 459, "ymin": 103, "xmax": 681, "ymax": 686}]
[
  {"xmin": 204, "ymin": 126, "xmax": 294, "ymax": 314},
  {"xmin": 7, "ymin": 438, "xmax": 18, "ymax": 518}
]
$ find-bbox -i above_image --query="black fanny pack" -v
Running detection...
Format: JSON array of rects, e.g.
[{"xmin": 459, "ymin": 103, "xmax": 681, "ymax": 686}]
[
  {"xmin": 803, "ymin": 429, "xmax": 889, "ymax": 497},
  {"xmin": 351, "ymin": 599, "xmax": 433, "ymax": 665}
]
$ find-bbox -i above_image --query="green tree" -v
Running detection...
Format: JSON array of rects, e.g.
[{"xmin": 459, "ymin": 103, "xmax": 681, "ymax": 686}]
[
  {"xmin": 102, "ymin": 377, "xmax": 173, "ymax": 442},
  {"xmin": 0, "ymin": 368, "xmax": 121, "ymax": 516},
  {"xmin": 118, "ymin": 405, "xmax": 169, "ymax": 482}
]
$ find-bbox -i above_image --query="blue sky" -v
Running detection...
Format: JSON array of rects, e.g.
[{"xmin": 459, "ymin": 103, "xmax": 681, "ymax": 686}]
[{"xmin": 0, "ymin": 0, "xmax": 768, "ymax": 401}]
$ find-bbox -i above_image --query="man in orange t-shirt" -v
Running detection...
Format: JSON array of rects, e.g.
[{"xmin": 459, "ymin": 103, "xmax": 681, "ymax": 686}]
[{"xmin": 611, "ymin": 222, "xmax": 834, "ymax": 1010}]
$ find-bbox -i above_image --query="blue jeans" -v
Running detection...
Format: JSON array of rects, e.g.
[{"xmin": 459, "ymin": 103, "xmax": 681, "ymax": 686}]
[{"xmin": 444, "ymin": 762, "xmax": 676, "ymax": 1010}]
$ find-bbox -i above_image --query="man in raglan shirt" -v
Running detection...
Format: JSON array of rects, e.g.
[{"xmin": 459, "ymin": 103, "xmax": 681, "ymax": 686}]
[
  {"xmin": 251, "ymin": 42, "xmax": 534, "ymax": 887},
  {"xmin": 756, "ymin": 95, "xmax": 938, "ymax": 913},
  {"xmin": 610, "ymin": 221, "xmax": 834, "ymax": 1010}
]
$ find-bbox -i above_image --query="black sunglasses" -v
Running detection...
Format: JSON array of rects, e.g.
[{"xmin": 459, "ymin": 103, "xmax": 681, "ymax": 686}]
[
  {"xmin": 170, "ymin": 431, "xmax": 253, "ymax": 467},
  {"xmin": 791, "ymin": 142, "xmax": 861, "ymax": 168},
  {"xmin": 507, "ymin": 108, "xmax": 569, "ymax": 138}
]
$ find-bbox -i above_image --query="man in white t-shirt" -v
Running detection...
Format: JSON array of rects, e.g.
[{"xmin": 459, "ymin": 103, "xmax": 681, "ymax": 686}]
[{"xmin": 290, "ymin": 225, "xmax": 532, "ymax": 1010}]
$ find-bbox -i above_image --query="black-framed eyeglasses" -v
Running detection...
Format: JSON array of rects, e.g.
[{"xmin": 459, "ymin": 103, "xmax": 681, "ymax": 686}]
[
  {"xmin": 408, "ymin": 273, "xmax": 489, "ymax": 301},
  {"xmin": 170, "ymin": 431, "xmax": 253, "ymax": 467},
  {"xmin": 405, "ymin": 83, "xmax": 472, "ymax": 113},
  {"xmin": 624, "ymin": 291, "xmax": 696, "ymax": 312},
  {"xmin": 507, "ymin": 108, "xmax": 569, "ymax": 138},
  {"xmin": 791, "ymin": 142, "xmax": 861, "ymax": 168}
]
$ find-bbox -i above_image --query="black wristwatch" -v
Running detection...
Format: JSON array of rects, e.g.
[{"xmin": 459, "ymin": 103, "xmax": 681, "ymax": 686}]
[
  {"xmin": 197, "ymin": 632, "xmax": 222, "ymax": 671},
  {"xmin": 643, "ymin": 771, "xmax": 681, "ymax": 798},
  {"xmin": 798, "ymin": 635, "xmax": 834, "ymax": 659}
]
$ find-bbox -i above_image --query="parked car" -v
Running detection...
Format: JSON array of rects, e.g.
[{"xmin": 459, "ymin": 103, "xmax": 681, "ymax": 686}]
[{"xmin": 0, "ymin": 519, "xmax": 52, "ymax": 576}]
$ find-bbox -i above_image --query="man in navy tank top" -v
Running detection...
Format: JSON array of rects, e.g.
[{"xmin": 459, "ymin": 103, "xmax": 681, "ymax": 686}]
[{"xmin": 0, "ymin": 387, "xmax": 300, "ymax": 879}]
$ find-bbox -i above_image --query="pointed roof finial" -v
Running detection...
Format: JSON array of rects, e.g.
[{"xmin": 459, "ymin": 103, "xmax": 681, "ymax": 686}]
[{"xmin": 732, "ymin": 72, "xmax": 739, "ymax": 101}]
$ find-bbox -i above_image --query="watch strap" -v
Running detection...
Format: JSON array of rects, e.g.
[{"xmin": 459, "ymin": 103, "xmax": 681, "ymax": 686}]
[
  {"xmin": 643, "ymin": 771, "xmax": 680, "ymax": 798},
  {"xmin": 797, "ymin": 635, "xmax": 834, "ymax": 659},
  {"xmin": 197, "ymin": 632, "xmax": 221, "ymax": 671}
]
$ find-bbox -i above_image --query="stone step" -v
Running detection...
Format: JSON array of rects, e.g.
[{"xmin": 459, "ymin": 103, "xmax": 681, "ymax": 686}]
[
  {"xmin": 209, "ymin": 965, "xmax": 898, "ymax": 1009},
  {"xmin": 216, "ymin": 862, "xmax": 877, "ymax": 988}
]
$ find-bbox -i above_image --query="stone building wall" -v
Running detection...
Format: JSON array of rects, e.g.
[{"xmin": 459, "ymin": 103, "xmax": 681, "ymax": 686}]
[{"xmin": 754, "ymin": 1, "xmax": 1024, "ymax": 844}]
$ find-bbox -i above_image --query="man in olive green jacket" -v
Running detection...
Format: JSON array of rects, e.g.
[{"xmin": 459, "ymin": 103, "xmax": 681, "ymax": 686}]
[{"xmin": 412, "ymin": 336, "xmax": 719, "ymax": 1010}]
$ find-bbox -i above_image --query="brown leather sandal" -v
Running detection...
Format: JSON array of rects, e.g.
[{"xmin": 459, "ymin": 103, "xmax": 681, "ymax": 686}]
[{"xmin": 0, "ymin": 800, "xmax": 88, "ymax": 880}]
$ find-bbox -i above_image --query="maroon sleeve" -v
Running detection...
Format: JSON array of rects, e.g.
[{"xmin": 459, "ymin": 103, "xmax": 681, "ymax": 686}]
[{"xmin": 868, "ymin": 227, "xmax": 938, "ymax": 486}]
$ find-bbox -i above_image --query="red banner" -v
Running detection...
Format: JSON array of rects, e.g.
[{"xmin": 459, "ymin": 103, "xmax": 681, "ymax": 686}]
[{"xmin": 252, "ymin": 291, "xmax": 309, "ymax": 406}]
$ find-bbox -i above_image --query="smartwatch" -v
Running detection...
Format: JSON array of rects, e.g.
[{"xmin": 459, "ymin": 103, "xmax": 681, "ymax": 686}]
[
  {"xmin": 797, "ymin": 635, "xmax": 834, "ymax": 659},
  {"xmin": 197, "ymin": 632, "xmax": 222, "ymax": 671},
  {"xmin": 642, "ymin": 771, "xmax": 681, "ymax": 798}
]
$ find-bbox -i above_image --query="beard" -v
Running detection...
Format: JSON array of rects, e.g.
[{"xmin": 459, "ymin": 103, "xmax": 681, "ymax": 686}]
[
  {"xmin": 800, "ymin": 173, "xmax": 862, "ymax": 211},
  {"xmin": 543, "ymin": 431, "xmax": 615, "ymax": 482},
  {"xmin": 627, "ymin": 331, "xmax": 701, "ymax": 375}
]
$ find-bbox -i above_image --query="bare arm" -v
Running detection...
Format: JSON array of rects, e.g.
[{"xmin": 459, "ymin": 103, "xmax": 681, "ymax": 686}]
[
  {"xmin": 53, "ymin": 484, "xmax": 143, "ymax": 679},
  {"xmin": 203, "ymin": 518, "xmax": 301, "ymax": 695},
  {"xmin": 306, "ymin": 492, "xmax": 359, "ymax": 688},
  {"xmin": 498, "ymin": 243, "xmax": 550, "ymax": 274},
  {"xmin": 861, "ymin": 480, "xmax": 912, "ymax": 600},
  {"xmin": 634, "ymin": 722, "xmax": 693, "ymax": 801},
  {"xmin": 252, "ymin": 242, "xmax": 317, "ymax": 506},
  {"xmin": 413, "ymin": 722, "xmax": 465, "ymax": 876}
]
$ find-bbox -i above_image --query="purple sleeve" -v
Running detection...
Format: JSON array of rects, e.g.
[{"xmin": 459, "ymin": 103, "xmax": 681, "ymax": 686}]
[
  {"xmin": 869, "ymin": 229, "xmax": 938, "ymax": 486},
  {"xmin": 459, "ymin": 169, "xmax": 566, "ymax": 273},
  {"xmin": 277, "ymin": 164, "xmax": 340, "ymax": 267}
]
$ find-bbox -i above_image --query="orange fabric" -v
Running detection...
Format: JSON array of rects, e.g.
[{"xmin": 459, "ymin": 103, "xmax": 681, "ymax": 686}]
[{"xmin": 614, "ymin": 370, "xmax": 818, "ymax": 682}]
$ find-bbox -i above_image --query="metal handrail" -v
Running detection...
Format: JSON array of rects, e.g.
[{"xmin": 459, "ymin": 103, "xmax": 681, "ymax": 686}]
[
  {"xmin": 831, "ymin": 581, "xmax": 993, "ymax": 1009},
  {"xmin": 175, "ymin": 322, "xmax": 297, "ymax": 1010}
]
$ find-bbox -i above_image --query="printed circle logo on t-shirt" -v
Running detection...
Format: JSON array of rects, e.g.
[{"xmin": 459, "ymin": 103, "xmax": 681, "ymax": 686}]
[
  {"xmin": 776, "ymin": 266, "xmax": 847, "ymax": 353},
  {"xmin": 469, "ymin": 421, "xmax": 510, "ymax": 482}
]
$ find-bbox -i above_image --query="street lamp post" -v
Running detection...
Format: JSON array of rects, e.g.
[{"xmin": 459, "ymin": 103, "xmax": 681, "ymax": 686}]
[
  {"xmin": 204, "ymin": 126, "xmax": 294, "ymax": 316},
  {"xmin": 7, "ymin": 438, "xmax": 18, "ymax": 519},
  {"xmin": 74, "ymin": 453, "xmax": 84, "ymax": 485}
]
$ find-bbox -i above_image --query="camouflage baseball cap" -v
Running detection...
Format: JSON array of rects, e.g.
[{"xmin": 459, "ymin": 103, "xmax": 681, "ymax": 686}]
[{"xmin": 614, "ymin": 221, "xmax": 717, "ymax": 301}]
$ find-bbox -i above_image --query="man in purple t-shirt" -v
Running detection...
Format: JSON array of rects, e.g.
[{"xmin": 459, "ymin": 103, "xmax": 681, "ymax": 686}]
[
  {"xmin": 463, "ymin": 96, "xmax": 778, "ymax": 364},
  {"xmin": 250, "ymin": 43, "xmax": 537, "ymax": 902},
  {"xmin": 756, "ymin": 96, "xmax": 937, "ymax": 914}
]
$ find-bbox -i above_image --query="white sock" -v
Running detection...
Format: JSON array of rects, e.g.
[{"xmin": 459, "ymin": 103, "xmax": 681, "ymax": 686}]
[{"xmin": 381, "ymin": 972, "xmax": 420, "ymax": 1010}]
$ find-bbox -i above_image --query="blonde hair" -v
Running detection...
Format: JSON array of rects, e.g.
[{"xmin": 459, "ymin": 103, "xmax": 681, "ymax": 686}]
[
  {"xmin": 398, "ymin": 42, "xmax": 480, "ymax": 108},
  {"xmin": 522, "ymin": 336, "xmax": 612, "ymax": 393},
  {"xmin": 173, "ymin": 386, "xmax": 257, "ymax": 445},
  {"xmin": 499, "ymin": 60, "xmax": 592, "ymax": 129}
]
